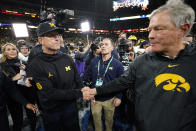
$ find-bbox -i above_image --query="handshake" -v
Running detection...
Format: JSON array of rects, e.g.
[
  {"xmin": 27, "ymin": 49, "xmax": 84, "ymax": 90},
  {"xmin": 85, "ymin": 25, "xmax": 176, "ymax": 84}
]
[{"xmin": 81, "ymin": 86, "xmax": 97, "ymax": 101}]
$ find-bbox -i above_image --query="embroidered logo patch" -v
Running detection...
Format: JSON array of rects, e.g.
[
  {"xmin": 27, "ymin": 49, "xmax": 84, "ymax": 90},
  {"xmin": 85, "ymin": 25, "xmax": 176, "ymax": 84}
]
[
  {"xmin": 48, "ymin": 23, "xmax": 55, "ymax": 27},
  {"xmin": 155, "ymin": 73, "xmax": 190, "ymax": 92},
  {"xmin": 109, "ymin": 67, "xmax": 113, "ymax": 70},
  {"xmin": 65, "ymin": 66, "xmax": 71, "ymax": 71},
  {"xmin": 168, "ymin": 64, "xmax": 179, "ymax": 68},
  {"xmin": 48, "ymin": 72, "xmax": 53, "ymax": 78},
  {"xmin": 36, "ymin": 82, "xmax": 43, "ymax": 90}
]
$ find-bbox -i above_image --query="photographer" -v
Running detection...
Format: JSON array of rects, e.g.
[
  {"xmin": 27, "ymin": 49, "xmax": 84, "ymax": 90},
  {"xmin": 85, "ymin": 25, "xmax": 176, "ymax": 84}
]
[{"xmin": 74, "ymin": 42, "xmax": 90, "ymax": 77}]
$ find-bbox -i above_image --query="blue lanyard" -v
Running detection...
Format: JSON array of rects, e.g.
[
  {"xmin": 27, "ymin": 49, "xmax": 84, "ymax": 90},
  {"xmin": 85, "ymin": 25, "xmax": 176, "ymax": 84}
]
[{"xmin": 97, "ymin": 56, "xmax": 113, "ymax": 79}]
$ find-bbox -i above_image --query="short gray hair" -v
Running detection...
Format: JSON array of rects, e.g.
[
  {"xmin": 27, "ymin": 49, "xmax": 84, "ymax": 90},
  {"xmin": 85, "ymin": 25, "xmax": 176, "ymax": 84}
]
[{"xmin": 150, "ymin": 0, "xmax": 195, "ymax": 36}]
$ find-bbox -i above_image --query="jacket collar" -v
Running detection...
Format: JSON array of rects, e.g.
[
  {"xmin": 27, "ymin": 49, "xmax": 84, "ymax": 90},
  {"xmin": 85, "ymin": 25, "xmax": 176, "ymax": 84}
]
[{"xmin": 148, "ymin": 43, "xmax": 196, "ymax": 59}]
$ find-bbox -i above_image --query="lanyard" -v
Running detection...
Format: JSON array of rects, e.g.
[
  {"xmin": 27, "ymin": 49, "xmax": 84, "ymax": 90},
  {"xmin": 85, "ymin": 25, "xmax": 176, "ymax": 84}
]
[{"xmin": 97, "ymin": 56, "xmax": 113, "ymax": 79}]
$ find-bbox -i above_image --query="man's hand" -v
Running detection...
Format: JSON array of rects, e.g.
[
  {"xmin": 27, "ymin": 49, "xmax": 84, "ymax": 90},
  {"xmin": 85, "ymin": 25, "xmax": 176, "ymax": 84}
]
[
  {"xmin": 12, "ymin": 73, "xmax": 23, "ymax": 81},
  {"xmin": 25, "ymin": 77, "xmax": 33, "ymax": 87},
  {"xmin": 91, "ymin": 97, "xmax": 96, "ymax": 106},
  {"xmin": 26, "ymin": 103, "xmax": 39, "ymax": 113},
  {"xmin": 113, "ymin": 97, "xmax": 121, "ymax": 107},
  {"xmin": 19, "ymin": 64, "xmax": 26, "ymax": 70},
  {"xmin": 81, "ymin": 87, "xmax": 97, "ymax": 100}
]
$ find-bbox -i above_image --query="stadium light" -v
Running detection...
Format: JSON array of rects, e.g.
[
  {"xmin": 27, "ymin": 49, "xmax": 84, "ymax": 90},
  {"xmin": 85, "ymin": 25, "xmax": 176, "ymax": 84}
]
[
  {"xmin": 80, "ymin": 21, "xmax": 90, "ymax": 44},
  {"xmin": 12, "ymin": 23, "xmax": 29, "ymax": 37},
  {"xmin": 81, "ymin": 21, "xmax": 90, "ymax": 32}
]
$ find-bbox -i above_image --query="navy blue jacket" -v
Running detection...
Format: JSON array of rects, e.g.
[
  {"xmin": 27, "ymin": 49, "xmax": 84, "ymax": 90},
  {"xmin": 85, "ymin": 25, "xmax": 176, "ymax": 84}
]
[{"xmin": 83, "ymin": 55, "xmax": 124, "ymax": 101}]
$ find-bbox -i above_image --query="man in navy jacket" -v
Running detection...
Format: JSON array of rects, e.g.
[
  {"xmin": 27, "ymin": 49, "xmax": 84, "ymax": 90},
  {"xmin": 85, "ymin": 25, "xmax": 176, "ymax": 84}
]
[{"xmin": 83, "ymin": 38, "xmax": 124, "ymax": 131}]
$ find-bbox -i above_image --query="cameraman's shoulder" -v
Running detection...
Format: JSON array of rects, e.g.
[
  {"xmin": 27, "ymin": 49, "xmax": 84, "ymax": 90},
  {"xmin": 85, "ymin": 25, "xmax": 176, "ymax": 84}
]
[{"xmin": 93, "ymin": 55, "xmax": 100, "ymax": 61}]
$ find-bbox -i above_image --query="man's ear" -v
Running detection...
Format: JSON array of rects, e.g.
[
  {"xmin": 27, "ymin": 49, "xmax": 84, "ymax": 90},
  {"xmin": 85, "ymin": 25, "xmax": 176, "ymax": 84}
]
[
  {"xmin": 38, "ymin": 37, "xmax": 43, "ymax": 45},
  {"xmin": 180, "ymin": 23, "xmax": 191, "ymax": 37}
]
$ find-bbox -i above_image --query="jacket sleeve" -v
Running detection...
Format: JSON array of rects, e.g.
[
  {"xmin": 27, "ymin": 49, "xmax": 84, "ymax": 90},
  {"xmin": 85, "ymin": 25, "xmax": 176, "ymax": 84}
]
[
  {"xmin": 27, "ymin": 58, "xmax": 82, "ymax": 101},
  {"xmin": 97, "ymin": 62, "xmax": 136, "ymax": 96},
  {"xmin": 4, "ymin": 76, "xmax": 28, "ymax": 106},
  {"xmin": 34, "ymin": 77, "xmax": 82, "ymax": 101},
  {"xmin": 74, "ymin": 48, "xmax": 90, "ymax": 60}
]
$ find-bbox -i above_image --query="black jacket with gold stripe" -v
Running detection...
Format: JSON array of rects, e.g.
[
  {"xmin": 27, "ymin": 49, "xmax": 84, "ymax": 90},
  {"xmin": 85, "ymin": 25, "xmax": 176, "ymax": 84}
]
[
  {"xmin": 97, "ymin": 43, "xmax": 196, "ymax": 131},
  {"xmin": 26, "ymin": 52, "xmax": 83, "ymax": 112}
]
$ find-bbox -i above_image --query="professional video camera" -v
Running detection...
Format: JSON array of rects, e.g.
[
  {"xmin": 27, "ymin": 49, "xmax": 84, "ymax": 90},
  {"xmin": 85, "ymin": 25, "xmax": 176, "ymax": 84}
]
[
  {"xmin": 40, "ymin": 8, "xmax": 74, "ymax": 27},
  {"xmin": 118, "ymin": 38, "xmax": 133, "ymax": 70}
]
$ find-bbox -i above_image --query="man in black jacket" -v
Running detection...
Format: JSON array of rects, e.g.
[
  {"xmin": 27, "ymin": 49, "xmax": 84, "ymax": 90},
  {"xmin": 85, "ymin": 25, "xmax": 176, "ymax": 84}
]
[
  {"xmin": 82, "ymin": 0, "xmax": 196, "ymax": 131},
  {"xmin": 26, "ymin": 21, "xmax": 84, "ymax": 131}
]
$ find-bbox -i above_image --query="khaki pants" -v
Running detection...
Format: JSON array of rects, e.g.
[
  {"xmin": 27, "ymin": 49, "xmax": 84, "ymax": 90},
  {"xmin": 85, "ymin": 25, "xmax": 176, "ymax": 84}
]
[{"xmin": 91, "ymin": 98, "xmax": 115, "ymax": 131}]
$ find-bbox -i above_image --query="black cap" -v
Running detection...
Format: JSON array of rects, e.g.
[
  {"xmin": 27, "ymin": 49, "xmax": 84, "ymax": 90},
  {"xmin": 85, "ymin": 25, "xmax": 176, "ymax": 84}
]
[{"xmin": 37, "ymin": 21, "xmax": 64, "ymax": 37}]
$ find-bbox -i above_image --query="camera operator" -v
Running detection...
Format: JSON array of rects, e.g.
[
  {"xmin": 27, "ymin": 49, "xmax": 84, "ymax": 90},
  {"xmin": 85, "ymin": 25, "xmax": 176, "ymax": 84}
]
[
  {"xmin": 84, "ymin": 37, "xmax": 103, "ymax": 71},
  {"xmin": 117, "ymin": 32, "xmax": 127, "ymax": 45},
  {"xmin": 118, "ymin": 38, "xmax": 135, "ymax": 70}
]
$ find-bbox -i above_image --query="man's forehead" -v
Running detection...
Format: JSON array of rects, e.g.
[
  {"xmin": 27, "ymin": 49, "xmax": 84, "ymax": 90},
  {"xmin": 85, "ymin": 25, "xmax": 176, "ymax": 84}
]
[{"xmin": 103, "ymin": 39, "xmax": 111, "ymax": 43}]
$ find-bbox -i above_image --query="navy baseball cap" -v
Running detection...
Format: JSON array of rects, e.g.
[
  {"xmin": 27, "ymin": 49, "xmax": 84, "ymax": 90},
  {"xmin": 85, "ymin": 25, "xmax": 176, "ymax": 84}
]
[{"xmin": 37, "ymin": 21, "xmax": 64, "ymax": 37}]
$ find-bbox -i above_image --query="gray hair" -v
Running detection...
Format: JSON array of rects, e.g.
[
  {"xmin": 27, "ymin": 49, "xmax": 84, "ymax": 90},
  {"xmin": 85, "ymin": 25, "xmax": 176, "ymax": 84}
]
[{"xmin": 150, "ymin": 0, "xmax": 195, "ymax": 36}]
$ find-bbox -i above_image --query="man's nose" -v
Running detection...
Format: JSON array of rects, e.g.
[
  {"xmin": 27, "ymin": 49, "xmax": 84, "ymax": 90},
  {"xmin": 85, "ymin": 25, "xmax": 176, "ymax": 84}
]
[{"xmin": 148, "ymin": 30, "xmax": 155, "ymax": 40}]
